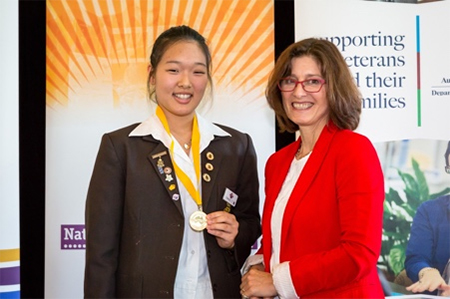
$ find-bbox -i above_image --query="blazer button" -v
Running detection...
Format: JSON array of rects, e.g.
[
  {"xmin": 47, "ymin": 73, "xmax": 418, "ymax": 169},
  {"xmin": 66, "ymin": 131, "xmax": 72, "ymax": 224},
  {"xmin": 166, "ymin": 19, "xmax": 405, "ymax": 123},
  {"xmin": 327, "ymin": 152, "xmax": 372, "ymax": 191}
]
[
  {"xmin": 205, "ymin": 162, "xmax": 214, "ymax": 171},
  {"xmin": 203, "ymin": 173, "xmax": 211, "ymax": 182}
]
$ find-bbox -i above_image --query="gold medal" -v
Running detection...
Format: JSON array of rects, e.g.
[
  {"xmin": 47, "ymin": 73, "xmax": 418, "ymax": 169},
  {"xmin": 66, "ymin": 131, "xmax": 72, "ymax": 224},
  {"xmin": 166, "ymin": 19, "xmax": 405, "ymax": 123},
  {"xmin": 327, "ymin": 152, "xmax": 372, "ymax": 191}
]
[{"xmin": 189, "ymin": 210, "xmax": 207, "ymax": 231}]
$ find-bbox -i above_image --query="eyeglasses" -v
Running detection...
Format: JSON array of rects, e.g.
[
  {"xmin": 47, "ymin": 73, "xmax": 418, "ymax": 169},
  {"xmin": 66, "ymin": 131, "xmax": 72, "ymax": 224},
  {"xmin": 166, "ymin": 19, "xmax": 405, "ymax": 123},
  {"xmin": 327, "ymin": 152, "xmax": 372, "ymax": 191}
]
[{"xmin": 277, "ymin": 77, "xmax": 326, "ymax": 93}]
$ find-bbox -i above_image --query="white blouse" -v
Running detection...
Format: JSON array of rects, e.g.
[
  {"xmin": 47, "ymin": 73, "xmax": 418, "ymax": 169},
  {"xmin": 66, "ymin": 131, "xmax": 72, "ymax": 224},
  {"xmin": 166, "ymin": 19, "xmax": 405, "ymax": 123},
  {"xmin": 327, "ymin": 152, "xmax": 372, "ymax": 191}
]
[
  {"xmin": 270, "ymin": 153, "xmax": 310, "ymax": 299},
  {"xmin": 129, "ymin": 112, "xmax": 230, "ymax": 299},
  {"xmin": 242, "ymin": 153, "xmax": 310, "ymax": 299}
]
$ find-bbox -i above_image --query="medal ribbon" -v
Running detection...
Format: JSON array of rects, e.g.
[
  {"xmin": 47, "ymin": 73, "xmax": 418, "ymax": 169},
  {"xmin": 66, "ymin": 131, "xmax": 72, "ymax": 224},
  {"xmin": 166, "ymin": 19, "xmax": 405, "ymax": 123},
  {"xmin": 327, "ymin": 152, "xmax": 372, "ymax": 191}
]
[{"xmin": 156, "ymin": 105, "xmax": 202, "ymax": 209}]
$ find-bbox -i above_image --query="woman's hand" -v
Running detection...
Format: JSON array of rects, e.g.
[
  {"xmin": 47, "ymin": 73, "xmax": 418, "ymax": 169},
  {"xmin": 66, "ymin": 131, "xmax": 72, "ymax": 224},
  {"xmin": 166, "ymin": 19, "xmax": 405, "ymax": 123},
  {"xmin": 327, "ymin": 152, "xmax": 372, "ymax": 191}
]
[
  {"xmin": 240, "ymin": 267, "xmax": 277, "ymax": 299},
  {"xmin": 406, "ymin": 267, "xmax": 449, "ymax": 294},
  {"xmin": 206, "ymin": 211, "xmax": 238, "ymax": 249}
]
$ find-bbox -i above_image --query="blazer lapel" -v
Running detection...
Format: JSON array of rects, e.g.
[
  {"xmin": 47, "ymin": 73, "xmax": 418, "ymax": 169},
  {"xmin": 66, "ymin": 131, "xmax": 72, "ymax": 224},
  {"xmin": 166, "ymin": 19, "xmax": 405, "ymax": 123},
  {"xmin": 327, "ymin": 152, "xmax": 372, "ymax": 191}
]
[
  {"xmin": 264, "ymin": 140, "xmax": 300, "ymax": 224},
  {"xmin": 267, "ymin": 141, "xmax": 300, "ymax": 205},
  {"xmin": 280, "ymin": 123, "xmax": 338, "ymax": 250},
  {"xmin": 145, "ymin": 140, "xmax": 183, "ymax": 216},
  {"xmin": 262, "ymin": 140, "xmax": 300, "ymax": 270}
]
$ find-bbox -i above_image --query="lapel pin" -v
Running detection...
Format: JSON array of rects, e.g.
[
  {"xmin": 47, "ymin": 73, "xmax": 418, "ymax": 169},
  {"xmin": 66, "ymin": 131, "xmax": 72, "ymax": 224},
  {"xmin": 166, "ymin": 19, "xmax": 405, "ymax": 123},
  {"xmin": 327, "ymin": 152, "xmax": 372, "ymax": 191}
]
[
  {"xmin": 152, "ymin": 151, "xmax": 168, "ymax": 159},
  {"xmin": 157, "ymin": 158, "xmax": 164, "ymax": 169},
  {"xmin": 157, "ymin": 165, "xmax": 164, "ymax": 174},
  {"xmin": 152, "ymin": 151, "xmax": 168, "ymax": 168}
]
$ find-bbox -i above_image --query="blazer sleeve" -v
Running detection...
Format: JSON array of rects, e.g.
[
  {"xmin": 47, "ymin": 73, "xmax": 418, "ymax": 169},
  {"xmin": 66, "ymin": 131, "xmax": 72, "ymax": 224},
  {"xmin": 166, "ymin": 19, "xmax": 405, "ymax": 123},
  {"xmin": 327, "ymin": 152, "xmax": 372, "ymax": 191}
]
[
  {"xmin": 405, "ymin": 197, "xmax": 450, "ymax": 282},
  {"xmin": 405, "ymin": 203, "xmax": 434, "ymax": 282},
  {"xmin": 84, "ymin": 133, "xmax": 125, "ymax": 298},
  {"xmin": 232, "ymin": 133, "xmax": 261, "ymax": 267}
]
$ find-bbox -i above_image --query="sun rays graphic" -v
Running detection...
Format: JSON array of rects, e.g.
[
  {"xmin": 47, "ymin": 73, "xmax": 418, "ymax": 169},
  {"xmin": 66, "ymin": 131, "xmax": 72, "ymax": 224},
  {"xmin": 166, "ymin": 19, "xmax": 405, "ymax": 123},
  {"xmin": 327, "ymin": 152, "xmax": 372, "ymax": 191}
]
[{"xmin": 46, "ymin": 0, "xmax": 274, "ymax": 108}]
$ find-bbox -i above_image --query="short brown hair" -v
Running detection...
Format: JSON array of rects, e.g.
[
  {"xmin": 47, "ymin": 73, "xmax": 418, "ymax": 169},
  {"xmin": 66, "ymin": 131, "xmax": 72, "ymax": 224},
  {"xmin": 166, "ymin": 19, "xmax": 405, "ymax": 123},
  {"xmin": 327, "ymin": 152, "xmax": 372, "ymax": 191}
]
[{"xmin": 266, "ymin": 38, "xmax": 361, "ymax": 133}]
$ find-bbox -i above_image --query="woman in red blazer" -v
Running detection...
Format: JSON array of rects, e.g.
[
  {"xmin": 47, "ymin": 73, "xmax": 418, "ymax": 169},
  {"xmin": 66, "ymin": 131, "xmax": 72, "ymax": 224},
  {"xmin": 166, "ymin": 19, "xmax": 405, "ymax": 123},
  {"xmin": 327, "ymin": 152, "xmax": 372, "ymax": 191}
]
[{"xmin": 240, "ymin": 38, "xmax": 385, "ymax": 298}]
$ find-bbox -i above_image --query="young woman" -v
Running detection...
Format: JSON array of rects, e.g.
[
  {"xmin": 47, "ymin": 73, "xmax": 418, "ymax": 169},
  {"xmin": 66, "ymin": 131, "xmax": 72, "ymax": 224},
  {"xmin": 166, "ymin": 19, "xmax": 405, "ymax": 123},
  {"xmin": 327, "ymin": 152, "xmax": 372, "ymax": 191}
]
[
  {"xmin": 84, "ymin": 25, "xmax": 261, "ymax": 298},
  {"xmin": 241, "ymin": 38, "xmax": 385, "ymax": 298}
]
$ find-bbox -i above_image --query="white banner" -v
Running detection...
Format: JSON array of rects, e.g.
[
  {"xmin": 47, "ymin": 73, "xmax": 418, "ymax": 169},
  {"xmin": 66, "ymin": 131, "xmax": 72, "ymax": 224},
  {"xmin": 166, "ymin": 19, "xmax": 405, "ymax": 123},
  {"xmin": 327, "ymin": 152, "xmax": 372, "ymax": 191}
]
[
  {"xmin": 295, "ymin": 0, "xmax": 450, "ymax": 142},
  {"xmin": 295, "ymin": 0, "xmax": 450, "ymax": 287},
  {"xmin": 0, "ymin": 0, "xmax": 20, "ymax": 298}
]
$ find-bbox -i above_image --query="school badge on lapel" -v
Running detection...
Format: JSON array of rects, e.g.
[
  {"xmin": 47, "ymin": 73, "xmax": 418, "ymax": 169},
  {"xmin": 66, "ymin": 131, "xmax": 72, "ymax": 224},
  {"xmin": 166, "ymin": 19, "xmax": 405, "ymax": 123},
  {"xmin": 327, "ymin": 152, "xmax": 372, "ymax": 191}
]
[{"xmin": 151, "ymin": 150, "xmax": 179, "ymax": 197}]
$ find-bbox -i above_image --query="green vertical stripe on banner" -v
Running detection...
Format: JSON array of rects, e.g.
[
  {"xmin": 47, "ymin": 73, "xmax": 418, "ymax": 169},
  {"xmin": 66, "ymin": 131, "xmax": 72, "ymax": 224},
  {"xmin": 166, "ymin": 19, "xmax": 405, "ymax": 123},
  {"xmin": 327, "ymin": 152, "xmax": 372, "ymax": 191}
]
[{"xmin": 417, "ymin": 89, "xmax": 421, "ymax": 127}]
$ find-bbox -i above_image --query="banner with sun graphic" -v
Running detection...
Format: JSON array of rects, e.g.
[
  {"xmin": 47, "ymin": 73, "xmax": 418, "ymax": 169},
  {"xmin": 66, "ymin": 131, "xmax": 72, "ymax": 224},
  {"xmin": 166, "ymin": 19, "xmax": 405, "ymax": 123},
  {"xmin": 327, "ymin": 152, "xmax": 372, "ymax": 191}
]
[{"xmin": 45, "ymin": 0, "xmax": 274, "ymax": 297}]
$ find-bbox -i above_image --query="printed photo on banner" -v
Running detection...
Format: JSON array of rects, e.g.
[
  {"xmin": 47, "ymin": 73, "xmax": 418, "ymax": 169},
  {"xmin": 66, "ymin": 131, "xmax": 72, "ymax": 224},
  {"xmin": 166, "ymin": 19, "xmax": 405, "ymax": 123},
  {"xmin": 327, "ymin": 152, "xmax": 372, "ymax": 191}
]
[{"xmin": 375, "ymin": 139, "xmax": 450, "ymax": 284}]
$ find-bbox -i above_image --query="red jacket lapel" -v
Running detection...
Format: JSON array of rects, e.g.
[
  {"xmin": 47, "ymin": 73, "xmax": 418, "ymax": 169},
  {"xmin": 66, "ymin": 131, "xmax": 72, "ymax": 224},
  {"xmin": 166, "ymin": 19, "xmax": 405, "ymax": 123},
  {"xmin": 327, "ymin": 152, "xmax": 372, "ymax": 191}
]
[
  {"xmin": 280, "ymin": 123, "xmax": 338, "ymax": 251},
  {"xmin": 262, "ymin": 122, "xmax": 339, "ymax": 268}
]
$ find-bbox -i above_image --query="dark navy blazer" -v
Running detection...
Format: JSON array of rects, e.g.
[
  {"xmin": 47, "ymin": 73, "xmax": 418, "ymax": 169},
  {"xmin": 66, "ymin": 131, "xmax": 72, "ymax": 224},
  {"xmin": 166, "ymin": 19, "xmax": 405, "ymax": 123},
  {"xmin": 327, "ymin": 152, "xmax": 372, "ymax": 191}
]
[{"xmin": 405, "ymin": 194, "xmax": 450, "ymax": 287}]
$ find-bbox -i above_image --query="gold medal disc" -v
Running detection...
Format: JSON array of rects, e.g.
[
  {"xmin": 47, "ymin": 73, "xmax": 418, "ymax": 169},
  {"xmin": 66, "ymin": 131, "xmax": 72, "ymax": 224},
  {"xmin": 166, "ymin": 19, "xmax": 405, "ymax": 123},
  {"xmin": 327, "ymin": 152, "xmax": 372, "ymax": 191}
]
[{"xmin": 189, "ymin": 210, "xmax": 207, "ymax": 231}]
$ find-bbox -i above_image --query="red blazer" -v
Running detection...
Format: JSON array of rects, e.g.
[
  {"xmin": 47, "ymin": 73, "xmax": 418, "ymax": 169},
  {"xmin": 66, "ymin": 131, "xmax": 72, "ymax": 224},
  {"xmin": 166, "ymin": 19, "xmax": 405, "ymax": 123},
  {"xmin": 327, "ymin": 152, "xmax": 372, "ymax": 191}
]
[{"xmin": 260, "ymin": 122, "xmax": 385, "ymax": 298}]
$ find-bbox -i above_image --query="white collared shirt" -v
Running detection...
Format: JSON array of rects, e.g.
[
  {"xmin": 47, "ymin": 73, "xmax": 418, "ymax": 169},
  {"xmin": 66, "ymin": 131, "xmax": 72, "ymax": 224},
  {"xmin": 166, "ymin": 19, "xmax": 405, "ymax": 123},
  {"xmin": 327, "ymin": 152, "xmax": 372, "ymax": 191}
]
[
  {"xmin": 241, "ymin": 154, "xmax": 309, "ymax": 299},
  {"xmin": 129, "ymin": 112, "xmax": 230, "ymax": 299},
  {"xmin": 270, "ymin": 153, "xmax": 310, "ymax": 299}
]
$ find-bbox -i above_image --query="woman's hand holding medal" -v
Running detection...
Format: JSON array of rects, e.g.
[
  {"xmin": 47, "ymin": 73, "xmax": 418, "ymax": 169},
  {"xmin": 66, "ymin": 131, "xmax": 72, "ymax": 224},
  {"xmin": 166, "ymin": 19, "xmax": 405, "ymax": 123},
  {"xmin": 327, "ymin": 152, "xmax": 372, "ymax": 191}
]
[{"xmin": 206, "ymin": 211, "xmax": 239, "ymax": 249}]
